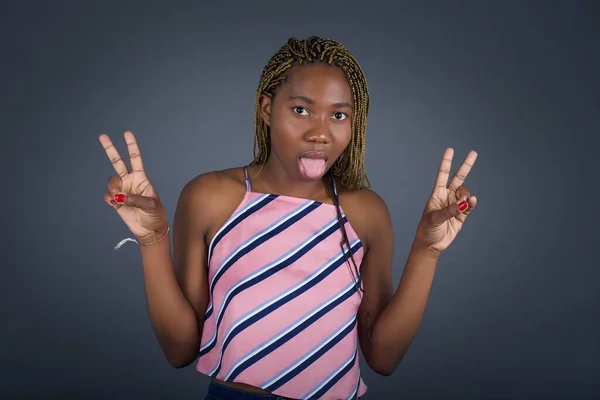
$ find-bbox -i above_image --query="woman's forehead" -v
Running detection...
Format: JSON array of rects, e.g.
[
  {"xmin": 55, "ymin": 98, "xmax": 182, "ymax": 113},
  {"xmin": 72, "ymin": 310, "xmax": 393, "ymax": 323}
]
[{"xmin": 276, "ymin": 63, "xmax": 352, "ymax": 99}]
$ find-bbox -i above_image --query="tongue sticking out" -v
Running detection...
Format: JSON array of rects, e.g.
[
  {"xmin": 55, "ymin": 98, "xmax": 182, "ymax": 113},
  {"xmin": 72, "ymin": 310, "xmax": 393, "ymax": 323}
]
[{"xmin": 298, "ymin": 157, "xmax": 327, "ymax": 179}]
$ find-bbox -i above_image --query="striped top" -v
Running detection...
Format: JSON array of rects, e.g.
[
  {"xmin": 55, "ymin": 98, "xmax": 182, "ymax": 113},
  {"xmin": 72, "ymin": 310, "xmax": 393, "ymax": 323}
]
[{"xmin": 196, "ymin": 167, "xmax": 367, "ymax": 399}]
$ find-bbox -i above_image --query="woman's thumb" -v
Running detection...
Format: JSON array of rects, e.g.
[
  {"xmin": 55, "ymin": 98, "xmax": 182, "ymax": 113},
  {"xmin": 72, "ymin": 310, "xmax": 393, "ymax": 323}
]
[
  {"xmin": 114, "ymin": 192, "xmax": 159, "ymax": 211},
  {"xmin": 430, "ymin": 199, "xmax": 469, "ymax": 225}
]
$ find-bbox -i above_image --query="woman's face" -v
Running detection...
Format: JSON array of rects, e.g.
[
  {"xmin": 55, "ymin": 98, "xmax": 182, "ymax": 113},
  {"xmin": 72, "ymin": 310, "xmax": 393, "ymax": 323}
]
[{"xmin": 259, "ymin": 62, "xmax": 353, "ymax": 182}]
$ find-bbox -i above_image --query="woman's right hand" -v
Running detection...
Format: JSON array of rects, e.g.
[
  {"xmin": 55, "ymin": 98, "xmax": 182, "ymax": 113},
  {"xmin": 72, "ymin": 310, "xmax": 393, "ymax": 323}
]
[{"xmin": 99, "ymin": 131, "xmax": 168, "ymax": 244}]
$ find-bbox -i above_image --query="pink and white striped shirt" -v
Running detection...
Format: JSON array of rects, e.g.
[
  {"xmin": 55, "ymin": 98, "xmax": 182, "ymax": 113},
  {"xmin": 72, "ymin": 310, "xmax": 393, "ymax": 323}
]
[{"xmin": 196, "ymin": 167, "xmax": 367, "ymax": 399}]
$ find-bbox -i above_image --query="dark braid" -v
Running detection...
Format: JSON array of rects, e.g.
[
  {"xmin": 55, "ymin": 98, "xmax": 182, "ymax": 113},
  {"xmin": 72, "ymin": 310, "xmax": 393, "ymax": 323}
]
[
  {"xmin": 250, "ymin": 36, "xmax": 372, "ymax": 341},
  {"xmin": 323, "ymin": 172, "xmax": 372, "ymax": 343}
]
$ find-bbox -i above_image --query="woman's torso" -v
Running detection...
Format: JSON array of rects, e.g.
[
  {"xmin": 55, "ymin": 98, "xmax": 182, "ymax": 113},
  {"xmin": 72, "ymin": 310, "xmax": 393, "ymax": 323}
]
[{"xmin": 195, "ymin": 166, "xmax": 369, "ymax": 400}]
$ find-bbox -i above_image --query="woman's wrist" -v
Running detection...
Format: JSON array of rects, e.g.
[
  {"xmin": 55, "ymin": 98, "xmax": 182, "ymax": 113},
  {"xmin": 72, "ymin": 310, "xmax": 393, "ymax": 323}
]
[{"xmin": 136, "ymin": 225, "xmax": 170, "ymax": 246}]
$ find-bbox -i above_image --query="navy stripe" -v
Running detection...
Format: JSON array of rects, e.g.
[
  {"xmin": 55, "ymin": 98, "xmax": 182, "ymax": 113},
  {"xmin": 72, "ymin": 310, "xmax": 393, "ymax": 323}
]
[
  {"xmin": 202, "ymin": 216, "xmax": 345, "ymax": 360},
  {"xmin": 209, "ymin": 201, "xmax": 321, "ymax": 294},
  {"xmin": 265, "ymin": 316, "xmax": 357, "ymax": 391},
  {"xmin": 204, "ymin": 306, "xmax": 213, "ymax": 321},
  {"xmin": 222, "ymin": 241, "xmax": 361, "ymax": 356},
  {"xmin": 208, "ymin": 194, "xmax": 278, "ymax": 263},
  {"xmin": 350, "ymin": 373, "xmax": 361, "ymax": 400},
  {"xmin": 311, "ymin": 348, "xmax": 358, "ymax": 399},
  {"xmin": 224, "ymin": 283, "xmax": 358, "ymax": 380}
]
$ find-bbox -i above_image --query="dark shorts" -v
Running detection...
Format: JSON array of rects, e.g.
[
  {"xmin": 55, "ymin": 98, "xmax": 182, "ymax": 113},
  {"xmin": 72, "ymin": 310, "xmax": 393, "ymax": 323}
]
[
  {"xmin": 204, "ymin": 380, "xmax": 362, "ymax": 400},
  {"xmin": 204, "ymin": 380, "xmax": 291, "ymax": 400}
]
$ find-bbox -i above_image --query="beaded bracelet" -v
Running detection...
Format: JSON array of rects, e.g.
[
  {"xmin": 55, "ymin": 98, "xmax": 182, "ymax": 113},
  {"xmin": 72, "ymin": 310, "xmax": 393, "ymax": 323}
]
[{"xmin": 113, "ymin": 226, "xmax": 170, "ymax": 251}]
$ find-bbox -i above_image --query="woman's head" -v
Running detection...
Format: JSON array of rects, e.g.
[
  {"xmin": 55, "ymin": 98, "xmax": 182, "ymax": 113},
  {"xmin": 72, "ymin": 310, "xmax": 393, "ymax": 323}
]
[{"xmin": 251, "ymin": 36, "xmax": 370, "ymax": 190}]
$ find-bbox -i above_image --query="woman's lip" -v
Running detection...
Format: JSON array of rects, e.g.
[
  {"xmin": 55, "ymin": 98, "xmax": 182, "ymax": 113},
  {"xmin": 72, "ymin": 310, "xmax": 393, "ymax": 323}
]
[{"xmin": 300, "ymin": 151, "xmax": 328, "ymax": 160}]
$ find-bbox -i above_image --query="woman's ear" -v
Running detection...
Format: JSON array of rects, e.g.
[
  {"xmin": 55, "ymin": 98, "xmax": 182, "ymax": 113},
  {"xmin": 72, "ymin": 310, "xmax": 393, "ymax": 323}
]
[{"xmin": 258, "ymin": 94, "xmax": 272, "ymax": 126}]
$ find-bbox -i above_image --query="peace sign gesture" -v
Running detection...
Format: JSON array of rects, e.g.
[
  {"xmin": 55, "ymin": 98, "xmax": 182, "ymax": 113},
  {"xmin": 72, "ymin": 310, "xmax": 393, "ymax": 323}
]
[
  {"xmin": 414, "ymin": 148, "xmax": 479, "ymax": 255},
  {"xmin": 99, "ymin": 131, "xmax": 168, "ymax": 243}
]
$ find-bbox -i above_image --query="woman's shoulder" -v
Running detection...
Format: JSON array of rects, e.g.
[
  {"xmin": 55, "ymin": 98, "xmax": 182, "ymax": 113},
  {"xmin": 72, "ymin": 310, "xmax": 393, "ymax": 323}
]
[
  {"xmin": 178, "ymin": 166, "xmax": 247, "ymax": 207},
  {"xmin": 337, "ymin": 181, "xmax": 389, "ymax": 215},
  {"xmin": 183, "ymin": 166, "xmax": 245, "ymax": 190},
  {"xmin": 337, "ymin": 182, "xmax": 392, "ymax": 245}
]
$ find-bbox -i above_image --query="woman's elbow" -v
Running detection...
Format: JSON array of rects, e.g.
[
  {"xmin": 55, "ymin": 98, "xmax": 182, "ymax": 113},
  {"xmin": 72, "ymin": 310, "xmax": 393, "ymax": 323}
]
[
  {"xmin": 365, "ymin": 352, "xmax": 402, "ymax": 376},
  {"xmin": 370, "ymin": 364, "xmax": 396, "ymax": 377},
  {"xmin": 167, "ymin": 353, "xmax": 197, "ymax": 369}
]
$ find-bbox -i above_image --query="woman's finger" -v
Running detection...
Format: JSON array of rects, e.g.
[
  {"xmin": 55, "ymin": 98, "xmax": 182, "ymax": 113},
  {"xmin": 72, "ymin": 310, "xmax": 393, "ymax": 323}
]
[
  {"xmin": 124, "ymin": 131, "xmax": 145, "ymax": 173},
  {"xmin": 107, "ymin": 175, "xmax": 122, "ymax": 197},
  {"xmin": 448, "ymin": 150, "xmax": 478, "ymax": 195},
  {"xmin": 432, "ymin": 147, "xmax": 454, "ymax": 192},
  {"xmin": 103, "ymin": 189, "xmax": 121, "ymax": 210},
  {"xmin": 429, "ymin": 198, "xmax": 470, "ymax": 225},
  {"xmin": 455, "ymin": 185, "xmax": 471, "ymax": 202},
  {"xmin": 99, "ymin": 134, "xmax": 129, "ymax": 178},
  {"xmin": 462, "ymin": 196, "xmax": 477, "ymax": 217}
]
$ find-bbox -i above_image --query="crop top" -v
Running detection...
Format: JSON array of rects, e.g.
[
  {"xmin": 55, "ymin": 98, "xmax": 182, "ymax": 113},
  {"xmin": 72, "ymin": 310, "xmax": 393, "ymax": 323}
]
[{"xmin": 196, "ymin": 167, "xmax": 367, "ymax": 399}]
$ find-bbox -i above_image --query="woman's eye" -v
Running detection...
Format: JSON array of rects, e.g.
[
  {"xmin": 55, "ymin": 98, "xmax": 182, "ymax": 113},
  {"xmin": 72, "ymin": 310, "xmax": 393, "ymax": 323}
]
[
  {"xmin": 293, "ymin": 107, "xmax": 308, "ymax": 115},
  {"xmin": 333, "ymin": 112, "xmax": 347, "ymax": 120}
]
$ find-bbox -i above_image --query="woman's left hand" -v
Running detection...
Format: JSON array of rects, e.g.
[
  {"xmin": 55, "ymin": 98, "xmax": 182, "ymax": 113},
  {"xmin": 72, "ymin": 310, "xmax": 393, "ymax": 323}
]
[{"xmin": 414, "ymin": 148, "xmax": 478, "ymax": 256}]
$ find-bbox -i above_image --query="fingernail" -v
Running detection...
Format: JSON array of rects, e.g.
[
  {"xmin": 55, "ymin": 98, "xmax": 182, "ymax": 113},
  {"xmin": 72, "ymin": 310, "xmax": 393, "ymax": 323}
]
[
  {"xmin": 110, "ymin": 199, "xmax": 116, "ymax": 205},
  {"xmin": 114, "ymin": 193, "xmax": 126, "ymax": 203},
  {"xmin": 458, "ymin": 200, "xmax": 468, "ymax": 212}
]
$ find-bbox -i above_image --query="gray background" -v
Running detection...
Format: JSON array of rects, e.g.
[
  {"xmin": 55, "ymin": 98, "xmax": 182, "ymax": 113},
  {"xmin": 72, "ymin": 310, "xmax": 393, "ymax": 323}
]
[{"xmin": 2, "ymin": 1, "xmax": 599, "ymax": 399}]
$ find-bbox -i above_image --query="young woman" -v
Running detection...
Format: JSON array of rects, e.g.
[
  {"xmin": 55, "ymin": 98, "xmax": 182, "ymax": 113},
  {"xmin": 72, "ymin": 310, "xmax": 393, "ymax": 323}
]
[{"xmin": 99, "ymin": 36, "xmax": 478, "ymax": 400}]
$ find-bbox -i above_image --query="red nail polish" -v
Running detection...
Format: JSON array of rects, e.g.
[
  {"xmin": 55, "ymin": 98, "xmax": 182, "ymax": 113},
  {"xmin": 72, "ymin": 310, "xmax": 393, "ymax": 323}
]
[
  {"xmin": 458, "ymin": 200, "xmax": 468, "ymax": 212},
  {"xmin": 110, "ymin": 199, "xmax": 116, "ymax": 205},
  {"xmin": 114, "ymin": 193, "xmax": 126, "ymax": 203}
]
